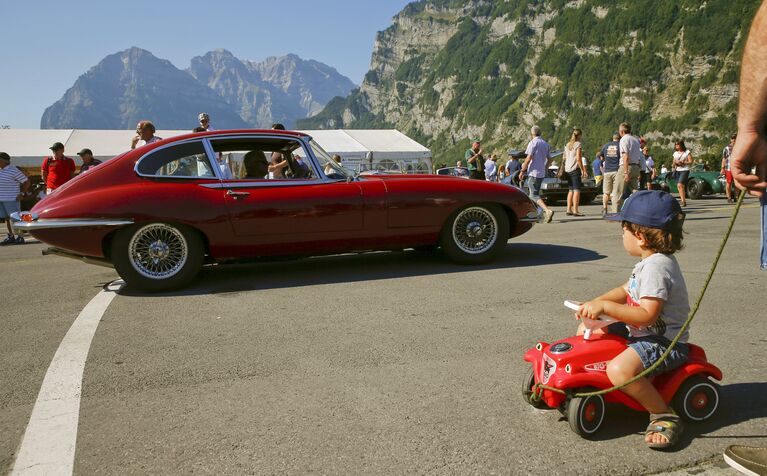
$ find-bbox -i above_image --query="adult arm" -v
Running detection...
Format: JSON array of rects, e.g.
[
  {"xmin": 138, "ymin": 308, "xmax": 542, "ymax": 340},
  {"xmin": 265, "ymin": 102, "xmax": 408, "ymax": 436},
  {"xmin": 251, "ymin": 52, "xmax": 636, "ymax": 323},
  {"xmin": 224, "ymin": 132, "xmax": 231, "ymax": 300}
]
[
  {"xmin": 577, "ymin": 146, "xmax": 587, "ymax": 176},
  {"xmin": 731, "ymin": 0, "xmax": 767, "ymax": 195}
]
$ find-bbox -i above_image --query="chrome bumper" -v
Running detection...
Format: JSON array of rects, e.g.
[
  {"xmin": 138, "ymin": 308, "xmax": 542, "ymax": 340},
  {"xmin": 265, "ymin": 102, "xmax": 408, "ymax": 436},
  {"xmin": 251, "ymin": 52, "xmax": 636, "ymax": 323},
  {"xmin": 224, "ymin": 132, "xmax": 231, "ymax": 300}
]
[{"xmin": 10, "ymin": 212, "xmax": 133, "ymax": 231}]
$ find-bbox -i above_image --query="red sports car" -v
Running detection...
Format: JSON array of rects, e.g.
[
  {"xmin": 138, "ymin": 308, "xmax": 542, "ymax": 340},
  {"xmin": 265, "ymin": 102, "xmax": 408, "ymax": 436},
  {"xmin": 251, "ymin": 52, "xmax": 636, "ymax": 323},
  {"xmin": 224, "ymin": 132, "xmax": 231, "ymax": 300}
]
[{"xmin": 12, "ymin": 130, "xmax": 541, "ymax": 291}]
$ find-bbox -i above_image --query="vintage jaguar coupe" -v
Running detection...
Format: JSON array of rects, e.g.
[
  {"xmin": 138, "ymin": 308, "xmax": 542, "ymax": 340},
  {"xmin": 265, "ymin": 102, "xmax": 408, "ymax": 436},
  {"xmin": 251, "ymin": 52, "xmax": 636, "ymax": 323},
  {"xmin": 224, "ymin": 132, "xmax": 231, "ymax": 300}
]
[{"xmin": 13, "ymin": 130, "xmax": 540, "ymax": 291}]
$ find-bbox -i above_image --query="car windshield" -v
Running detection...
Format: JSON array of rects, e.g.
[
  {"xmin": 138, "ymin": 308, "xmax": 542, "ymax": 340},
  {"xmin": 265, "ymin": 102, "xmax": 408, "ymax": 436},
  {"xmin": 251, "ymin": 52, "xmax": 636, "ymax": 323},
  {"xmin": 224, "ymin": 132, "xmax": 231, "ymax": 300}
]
[{"xmin": 310, "ymin": 139, "xmax": 355, "ymax": 180}]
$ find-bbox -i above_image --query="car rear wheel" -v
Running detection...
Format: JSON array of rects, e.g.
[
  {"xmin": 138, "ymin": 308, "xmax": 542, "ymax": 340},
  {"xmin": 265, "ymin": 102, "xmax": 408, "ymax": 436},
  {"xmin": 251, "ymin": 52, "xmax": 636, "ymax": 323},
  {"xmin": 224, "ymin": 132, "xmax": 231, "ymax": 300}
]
[
  {"xmin": 440, "ymin": 204, "xmax": 509, "ymax": 264},
  {"xmin": 112, "ymin": 222, "xmax": 204, "ymax": 292},
  {"xmin": 687, "ymin": 178, "xmax": 704, "ymax": 199}
]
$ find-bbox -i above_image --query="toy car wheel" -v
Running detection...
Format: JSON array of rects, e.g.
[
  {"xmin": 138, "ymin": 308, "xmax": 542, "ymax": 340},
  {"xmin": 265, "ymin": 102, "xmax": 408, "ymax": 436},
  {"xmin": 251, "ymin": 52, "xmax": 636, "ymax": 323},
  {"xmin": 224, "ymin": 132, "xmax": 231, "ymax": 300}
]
[
  {"xmin": 440, "ymin": 204, "xmax": 509, "ymax": 264},
  {"xmin": 567, "ymin": 390, "xmax": 605, "ymax": 438},
  {"xmin": 672, "ymin": 375, "xmax": 720, "ymax": 422},
  {"xmin": 522, "ymin": 368, "xmax": 548, "ymax": 409},
  {"xmin": 112, "ymin": 222, "xmax": 205, "ymax": 292}
]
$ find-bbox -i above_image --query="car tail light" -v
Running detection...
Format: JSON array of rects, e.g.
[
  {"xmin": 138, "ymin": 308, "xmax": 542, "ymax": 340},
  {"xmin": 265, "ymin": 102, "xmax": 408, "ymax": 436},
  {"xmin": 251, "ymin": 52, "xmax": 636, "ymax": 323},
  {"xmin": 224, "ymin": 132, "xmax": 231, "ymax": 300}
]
[{"xmin": 20, "ymin": 212, "xmax": 38, "ymax": 222}]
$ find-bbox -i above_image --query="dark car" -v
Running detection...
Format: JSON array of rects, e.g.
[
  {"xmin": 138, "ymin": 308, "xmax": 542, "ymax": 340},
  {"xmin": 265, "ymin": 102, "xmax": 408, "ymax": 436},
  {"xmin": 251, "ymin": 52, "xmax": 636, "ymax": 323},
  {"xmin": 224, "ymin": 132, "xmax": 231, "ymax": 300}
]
[
  {"xmin": 652, "ymin": 165, "xmax": 732, "ymax": 199},
  {"xmin": 501, "ymin": 149, "xmax": 598, "ymax": 205}
]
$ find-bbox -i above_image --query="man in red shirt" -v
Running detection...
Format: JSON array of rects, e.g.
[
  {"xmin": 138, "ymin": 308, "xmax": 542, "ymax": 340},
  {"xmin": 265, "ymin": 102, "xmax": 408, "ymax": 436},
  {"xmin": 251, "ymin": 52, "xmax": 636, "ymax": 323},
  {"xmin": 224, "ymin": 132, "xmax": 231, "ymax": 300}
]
[{"xmin": 41, "ymin": 142, "xmax": 76, "ymax": 193}]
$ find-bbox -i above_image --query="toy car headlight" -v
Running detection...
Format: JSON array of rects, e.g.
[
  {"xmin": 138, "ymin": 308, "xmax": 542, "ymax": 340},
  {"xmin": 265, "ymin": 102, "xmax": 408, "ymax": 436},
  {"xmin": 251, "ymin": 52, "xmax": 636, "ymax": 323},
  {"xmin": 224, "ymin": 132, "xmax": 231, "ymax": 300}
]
[
  {"xmin": 535, "ymin": 342, "xmax": 543, "ymax": 351},
  {"xmin": 565, "ymin": 364, "xmax": 572, "ymax": 374}
]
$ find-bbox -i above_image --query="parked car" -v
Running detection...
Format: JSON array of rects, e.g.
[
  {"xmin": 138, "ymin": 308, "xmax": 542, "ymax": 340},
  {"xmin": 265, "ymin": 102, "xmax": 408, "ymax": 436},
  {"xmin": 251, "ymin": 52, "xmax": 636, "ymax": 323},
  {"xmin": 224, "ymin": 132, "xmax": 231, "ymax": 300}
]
[
  {"xmin": 435, "ymin": 166, "xmax": 470, "ymax": 178},
  {"xmin": 12, "ymin": 129, "xmax": 540, "ymax": 291},
  {"xmin": 652, "ymin": 165, "xmax": 731, "ymax": 199},
  {"xmin": 501, "ymin": 149, "xmax": 599, "ymax": 205}
]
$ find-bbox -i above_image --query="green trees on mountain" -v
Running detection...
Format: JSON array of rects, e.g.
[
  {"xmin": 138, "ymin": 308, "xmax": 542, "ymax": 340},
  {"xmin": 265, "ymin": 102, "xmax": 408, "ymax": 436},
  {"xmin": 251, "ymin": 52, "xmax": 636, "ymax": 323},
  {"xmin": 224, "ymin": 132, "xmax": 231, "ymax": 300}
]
[{"xmin": 300, "ymin": 0, "xmax": 758, "ymax": 168}]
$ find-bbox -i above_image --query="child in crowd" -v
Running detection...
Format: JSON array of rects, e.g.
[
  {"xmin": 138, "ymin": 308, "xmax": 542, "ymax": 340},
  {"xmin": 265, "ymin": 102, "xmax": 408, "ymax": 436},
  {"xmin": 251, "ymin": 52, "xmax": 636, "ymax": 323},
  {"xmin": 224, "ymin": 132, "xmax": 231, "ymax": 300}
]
[{"xmin": 576, "ymin": 190, "xmax": 690, "ymax": 449}]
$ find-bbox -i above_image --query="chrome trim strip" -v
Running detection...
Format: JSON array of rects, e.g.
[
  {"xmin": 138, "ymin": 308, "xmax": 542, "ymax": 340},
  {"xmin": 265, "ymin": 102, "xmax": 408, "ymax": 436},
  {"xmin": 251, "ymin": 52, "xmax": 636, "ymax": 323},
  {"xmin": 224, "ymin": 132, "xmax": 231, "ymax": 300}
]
[
  {"xmin": 10, "ymin": 214, "xmax": 134, "ymax": 231},
  {"xmin": 200, "ymin": 180, "xmax": 323, "ymax": 189}
]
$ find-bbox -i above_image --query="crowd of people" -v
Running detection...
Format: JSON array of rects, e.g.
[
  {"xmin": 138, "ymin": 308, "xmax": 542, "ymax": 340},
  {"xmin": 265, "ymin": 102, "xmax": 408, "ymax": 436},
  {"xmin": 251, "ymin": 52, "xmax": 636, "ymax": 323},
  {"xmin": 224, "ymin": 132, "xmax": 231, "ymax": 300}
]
[{"xmin": 457, "ymin": 122, "xmax": 740, "ymax": 223}]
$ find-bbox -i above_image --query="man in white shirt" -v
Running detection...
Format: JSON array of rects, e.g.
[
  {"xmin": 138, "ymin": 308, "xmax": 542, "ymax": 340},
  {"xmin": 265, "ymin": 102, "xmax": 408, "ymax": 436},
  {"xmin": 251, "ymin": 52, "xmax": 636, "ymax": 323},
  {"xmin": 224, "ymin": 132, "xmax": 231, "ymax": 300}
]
[
  {"xmin": 131, "ymin": 121, "xmax": 162, "ymax": 149},
  {"xmin": 0, "ymin": 152, "xmax": 30, "ymax": 245},
  {"xmin": 613, "ymin": 122, "xmax": 643, "ymax": 212}
]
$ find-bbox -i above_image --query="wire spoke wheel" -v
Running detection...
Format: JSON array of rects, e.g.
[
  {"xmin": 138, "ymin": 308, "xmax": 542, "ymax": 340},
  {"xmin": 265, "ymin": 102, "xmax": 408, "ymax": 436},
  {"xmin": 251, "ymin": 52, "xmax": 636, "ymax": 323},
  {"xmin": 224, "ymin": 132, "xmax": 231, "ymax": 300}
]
[
  {"xmin": 128, "ymin": 224, "xmax": 189, "ymax": 279},
  {"xmin": 452, "ymin": 206, "xmax": 498, "ymax": 255}
]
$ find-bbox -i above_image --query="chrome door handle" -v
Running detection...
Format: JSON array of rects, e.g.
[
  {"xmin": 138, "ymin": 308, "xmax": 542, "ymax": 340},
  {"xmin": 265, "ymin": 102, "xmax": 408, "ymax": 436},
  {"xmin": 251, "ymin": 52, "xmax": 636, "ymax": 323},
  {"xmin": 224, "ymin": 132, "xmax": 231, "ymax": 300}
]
[{"xmin": 226, "ymin": 190, "xmax": 250, "ymax": 199}]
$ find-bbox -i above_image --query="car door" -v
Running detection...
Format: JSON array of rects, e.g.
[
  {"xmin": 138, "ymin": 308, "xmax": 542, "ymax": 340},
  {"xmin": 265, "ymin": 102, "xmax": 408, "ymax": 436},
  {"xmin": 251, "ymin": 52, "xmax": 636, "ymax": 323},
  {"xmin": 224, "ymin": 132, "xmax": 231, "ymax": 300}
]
[{"xmin": 208, "ymin": 136, "xmax": 365, "ymax": 246}]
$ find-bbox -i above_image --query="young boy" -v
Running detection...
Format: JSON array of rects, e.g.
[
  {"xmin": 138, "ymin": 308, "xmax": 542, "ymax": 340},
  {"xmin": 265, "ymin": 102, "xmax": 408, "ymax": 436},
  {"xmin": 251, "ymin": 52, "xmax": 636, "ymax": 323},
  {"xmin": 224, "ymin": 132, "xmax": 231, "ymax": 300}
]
[{"xmin": 577, "ymin": 190, "xmax": 690, "ymax": 449}]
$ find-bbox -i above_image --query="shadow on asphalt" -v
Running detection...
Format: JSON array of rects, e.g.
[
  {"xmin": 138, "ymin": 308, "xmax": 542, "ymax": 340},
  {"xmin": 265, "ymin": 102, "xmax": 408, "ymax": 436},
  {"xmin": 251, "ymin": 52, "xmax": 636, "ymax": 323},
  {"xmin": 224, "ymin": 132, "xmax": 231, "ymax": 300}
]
[
  {"xmin": 552, "ymin": 382, "xmax": 767, "ymax": 450},
  {"xmin": 117, "ymin": 242, "xmax": 605, "ymax": 297}
]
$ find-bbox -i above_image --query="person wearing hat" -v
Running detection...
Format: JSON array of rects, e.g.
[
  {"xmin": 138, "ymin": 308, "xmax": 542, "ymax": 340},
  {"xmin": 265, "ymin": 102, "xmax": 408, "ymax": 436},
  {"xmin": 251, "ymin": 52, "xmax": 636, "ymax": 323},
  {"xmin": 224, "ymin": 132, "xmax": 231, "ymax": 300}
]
[
  {"xmin": 576, "ymin": 190, "xmax": 689, "ymax": 449},
  {"xmin": 77, "ymin": 148, "xmax": 102, "ymax": 173},
  {"xmin": 41, "ymin": 142, "xmax": 76, "ymax": 194},
  {"xmin": 464, "ymin": 139, "xmax": 485, "ymax": 180},
  {"xmin": 0, "ymin": 152, "xmax": 31, "ymax": 245},
  {"xmin": 193, "ymin": 112, "xmax": 212, "ymax": 133}
]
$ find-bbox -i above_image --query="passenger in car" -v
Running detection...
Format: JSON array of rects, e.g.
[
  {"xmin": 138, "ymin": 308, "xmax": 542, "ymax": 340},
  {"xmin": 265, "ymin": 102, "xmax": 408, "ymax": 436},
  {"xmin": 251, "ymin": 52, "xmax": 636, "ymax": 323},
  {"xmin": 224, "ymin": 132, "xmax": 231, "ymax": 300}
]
[{"xmin": 243, "ymin": 150, "xmax": 269, "ymax": 179}]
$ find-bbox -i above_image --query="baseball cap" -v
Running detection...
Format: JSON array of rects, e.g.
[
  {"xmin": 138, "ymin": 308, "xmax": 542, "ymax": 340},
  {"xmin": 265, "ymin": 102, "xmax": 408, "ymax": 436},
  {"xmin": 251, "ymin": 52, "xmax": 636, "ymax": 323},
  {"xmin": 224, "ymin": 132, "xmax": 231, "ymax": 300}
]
[
  {"xmin": 0, "ymin": 152, "xmax": 10, "ymax": 162},
  {"xmin": 198, "ymin": 112, "xmax": 209, "ymax": 121},
  {"xmin": 471, "ymin": 137, "xmax": 481, "ymax": 143},
  {"xmin": 49, "ymin": 142, "xmax": 65, "ymax": 151},
  {"xmin": 77, "ymin": 148, "xmax": 93, "ymax": 156},
  {"xmin": 606, "ymin": 190, "xmax": 684, "ymax": 229}
]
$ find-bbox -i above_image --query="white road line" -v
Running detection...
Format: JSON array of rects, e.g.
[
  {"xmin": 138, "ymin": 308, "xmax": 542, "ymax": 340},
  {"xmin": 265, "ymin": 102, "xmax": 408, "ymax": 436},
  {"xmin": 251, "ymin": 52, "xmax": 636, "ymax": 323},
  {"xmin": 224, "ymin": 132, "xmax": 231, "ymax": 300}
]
[{"xmin": 11, "ymin": 280, "xmax": 124, "ymax": 476}]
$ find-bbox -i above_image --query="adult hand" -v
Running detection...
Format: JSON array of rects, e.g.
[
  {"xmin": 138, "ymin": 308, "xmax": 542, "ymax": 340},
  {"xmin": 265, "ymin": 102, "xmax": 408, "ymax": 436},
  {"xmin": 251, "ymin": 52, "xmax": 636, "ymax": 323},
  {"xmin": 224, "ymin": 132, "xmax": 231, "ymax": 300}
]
[
  {"xmin": 131, "ymin": 135, "xmax": 140, "ymax": 149},
  {"xmin": 731, "ymin": 129, "xmax": 767, "ymax": 197},
  {"xmin": 518, "ymin": 170, "xmax": 525, "ymax": 181}
]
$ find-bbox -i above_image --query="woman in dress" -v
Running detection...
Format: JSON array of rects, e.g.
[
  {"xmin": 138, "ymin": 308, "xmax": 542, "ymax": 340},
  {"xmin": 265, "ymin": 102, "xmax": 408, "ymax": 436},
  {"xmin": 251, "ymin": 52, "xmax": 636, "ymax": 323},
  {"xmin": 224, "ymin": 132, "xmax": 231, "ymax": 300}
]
[
  {"xmin": 672, "ymin": 140, "xmax": 693, "ymax": 206},
  {"xmin": 562, "ymin": 128, "xmax": 589, "ymax": 216}
]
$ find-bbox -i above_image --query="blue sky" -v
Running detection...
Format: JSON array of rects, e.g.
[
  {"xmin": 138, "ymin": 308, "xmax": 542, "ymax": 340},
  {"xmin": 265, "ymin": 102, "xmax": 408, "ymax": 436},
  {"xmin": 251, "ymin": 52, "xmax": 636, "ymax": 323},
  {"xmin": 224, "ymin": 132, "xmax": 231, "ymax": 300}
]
[{"xmin": 0, "ymin": 0, "xmax": 413, "ymax": 129}]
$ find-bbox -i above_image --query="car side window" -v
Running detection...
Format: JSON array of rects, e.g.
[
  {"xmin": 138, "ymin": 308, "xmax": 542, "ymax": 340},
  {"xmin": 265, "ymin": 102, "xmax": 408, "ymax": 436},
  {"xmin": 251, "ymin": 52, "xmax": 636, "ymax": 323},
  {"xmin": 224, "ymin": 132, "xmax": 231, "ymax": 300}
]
[
  {"xmin": 209, "ymin": 137, "xmax": 318, "ymax": 181},
  {"xmin": 137, "ymin": 141, "xmax": 214, "ymax": 178}
]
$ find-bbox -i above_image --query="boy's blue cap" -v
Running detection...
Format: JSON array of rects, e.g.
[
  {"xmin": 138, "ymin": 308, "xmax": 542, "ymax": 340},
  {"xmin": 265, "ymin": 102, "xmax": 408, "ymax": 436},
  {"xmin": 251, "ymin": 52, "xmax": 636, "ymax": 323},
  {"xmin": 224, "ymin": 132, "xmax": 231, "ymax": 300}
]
[{"xmin": 606, "ymin": 190, "xmax": 684, "ymax": 229}]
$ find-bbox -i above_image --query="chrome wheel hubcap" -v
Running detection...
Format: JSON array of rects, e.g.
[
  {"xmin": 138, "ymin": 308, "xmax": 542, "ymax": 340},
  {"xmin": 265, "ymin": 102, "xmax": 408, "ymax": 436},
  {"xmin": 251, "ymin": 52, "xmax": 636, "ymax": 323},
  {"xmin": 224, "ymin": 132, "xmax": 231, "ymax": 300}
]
[
  {"xmin": 128, "ymin": 224, "xmax": 188, "ymax": 279},
  {"xmin": 452, "ymin": 207, "xmax": 498, "ymax": 254}
]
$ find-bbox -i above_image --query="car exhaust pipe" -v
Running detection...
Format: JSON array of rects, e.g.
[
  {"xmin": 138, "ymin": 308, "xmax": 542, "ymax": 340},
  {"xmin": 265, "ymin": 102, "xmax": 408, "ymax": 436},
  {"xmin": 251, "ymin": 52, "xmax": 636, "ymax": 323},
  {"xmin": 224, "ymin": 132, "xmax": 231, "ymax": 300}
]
[{"xmin": 42, "ymin": 247, "xmax": 115, "ymax": 269}]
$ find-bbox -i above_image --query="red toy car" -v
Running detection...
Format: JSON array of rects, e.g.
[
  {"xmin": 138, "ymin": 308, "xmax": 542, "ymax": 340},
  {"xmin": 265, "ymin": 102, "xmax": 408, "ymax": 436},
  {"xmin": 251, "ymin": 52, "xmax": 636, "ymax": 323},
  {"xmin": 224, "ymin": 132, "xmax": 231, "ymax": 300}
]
[{"xmin": 522, "ymin": 303, "xmax": 722, "ymax": 437}]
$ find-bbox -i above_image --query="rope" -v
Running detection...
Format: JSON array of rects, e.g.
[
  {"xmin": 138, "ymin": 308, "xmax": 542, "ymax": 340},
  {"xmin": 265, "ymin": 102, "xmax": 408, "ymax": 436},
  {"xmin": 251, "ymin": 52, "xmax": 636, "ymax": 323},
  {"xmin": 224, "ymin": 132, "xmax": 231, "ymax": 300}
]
[{"xmin": 530, "ymin": 189, "xmax": 747, "ymax": 403}]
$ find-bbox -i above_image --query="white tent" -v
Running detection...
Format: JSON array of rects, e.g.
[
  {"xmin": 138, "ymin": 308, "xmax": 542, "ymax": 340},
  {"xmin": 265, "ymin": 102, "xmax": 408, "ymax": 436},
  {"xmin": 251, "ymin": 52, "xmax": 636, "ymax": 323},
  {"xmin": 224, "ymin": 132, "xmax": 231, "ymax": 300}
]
[
  {"xmin": 0, "ymin": 129, "xmax": 189, "ymax": 169},
  {"xmin": 0, "ymin": 128, "xmax": 432, "ymax": 172}
]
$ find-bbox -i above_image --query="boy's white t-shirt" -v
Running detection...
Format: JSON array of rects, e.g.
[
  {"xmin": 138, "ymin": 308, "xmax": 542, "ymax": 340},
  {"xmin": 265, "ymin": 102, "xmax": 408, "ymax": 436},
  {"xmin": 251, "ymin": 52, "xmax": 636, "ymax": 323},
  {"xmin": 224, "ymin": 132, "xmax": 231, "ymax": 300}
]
[{"xmin": 625, "ymin": 253, "xmax": 690, "ymax": 343}]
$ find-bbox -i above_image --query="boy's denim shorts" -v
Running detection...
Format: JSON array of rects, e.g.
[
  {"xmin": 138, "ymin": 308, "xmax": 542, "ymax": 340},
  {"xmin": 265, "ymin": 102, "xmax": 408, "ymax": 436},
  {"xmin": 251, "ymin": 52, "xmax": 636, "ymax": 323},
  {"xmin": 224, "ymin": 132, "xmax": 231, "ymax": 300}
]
[
  {"xmin": 606, "ymin": 323, "xmax": 689, "ymax": 377},
  {"xmin": 628, "ymin": 335, "xmax": 689, "ymax": 377}
]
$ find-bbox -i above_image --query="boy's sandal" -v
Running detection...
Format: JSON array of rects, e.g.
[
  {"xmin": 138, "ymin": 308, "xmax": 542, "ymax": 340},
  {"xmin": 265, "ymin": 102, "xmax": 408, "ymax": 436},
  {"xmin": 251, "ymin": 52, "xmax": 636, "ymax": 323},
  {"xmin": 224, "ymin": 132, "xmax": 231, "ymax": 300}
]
[{"xmin": 645, "ymin": 413, "xmax": 683, "ymax": 450}]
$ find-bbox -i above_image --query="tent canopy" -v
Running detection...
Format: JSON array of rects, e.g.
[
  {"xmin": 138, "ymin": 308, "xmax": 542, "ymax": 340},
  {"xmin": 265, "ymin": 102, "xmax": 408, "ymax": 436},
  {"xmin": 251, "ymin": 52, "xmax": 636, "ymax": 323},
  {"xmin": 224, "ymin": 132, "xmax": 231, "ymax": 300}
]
[{"xmin": 0, "ymin": 128, "xmax": 431, "ymax": 169}]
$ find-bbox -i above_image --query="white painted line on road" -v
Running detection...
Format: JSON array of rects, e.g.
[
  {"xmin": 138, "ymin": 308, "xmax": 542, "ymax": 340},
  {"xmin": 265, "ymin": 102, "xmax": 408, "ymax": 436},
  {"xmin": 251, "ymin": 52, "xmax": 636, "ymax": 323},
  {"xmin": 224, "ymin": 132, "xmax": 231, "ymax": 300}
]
[{"xmin": 10, "ymin": 280, "xmax": 124, "ymax": 476}]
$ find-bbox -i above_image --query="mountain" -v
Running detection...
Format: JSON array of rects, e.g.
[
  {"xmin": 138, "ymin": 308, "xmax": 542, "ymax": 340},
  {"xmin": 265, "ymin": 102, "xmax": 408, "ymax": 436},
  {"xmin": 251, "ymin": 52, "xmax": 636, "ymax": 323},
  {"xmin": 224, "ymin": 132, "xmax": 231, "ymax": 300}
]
[
  {"xmin": 299, "ymin": 0, "xmax": 757, "ymax": 168},
  {"xmin": 41, "ymin": 48, "xmax": 248, "ymax": 130},
  {"xmin": 188, "ymin": 49, "xmax": 356, "ymax": 129},
  {"xmin": 41, "ymin": 47, "xmax": 356, "ymax": 130}
]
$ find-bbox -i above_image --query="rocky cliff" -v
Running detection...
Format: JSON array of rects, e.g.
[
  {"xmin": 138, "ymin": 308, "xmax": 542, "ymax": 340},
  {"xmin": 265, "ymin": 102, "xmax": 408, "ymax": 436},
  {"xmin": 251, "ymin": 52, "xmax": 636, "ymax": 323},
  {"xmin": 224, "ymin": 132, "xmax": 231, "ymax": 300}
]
[
  {"xmin": 300, "ymin": 0, "xmax": 757, "ymax": 166},
  {"xmin": 42, "ymin": 47, "xmax": 355, "ymax": 130}
]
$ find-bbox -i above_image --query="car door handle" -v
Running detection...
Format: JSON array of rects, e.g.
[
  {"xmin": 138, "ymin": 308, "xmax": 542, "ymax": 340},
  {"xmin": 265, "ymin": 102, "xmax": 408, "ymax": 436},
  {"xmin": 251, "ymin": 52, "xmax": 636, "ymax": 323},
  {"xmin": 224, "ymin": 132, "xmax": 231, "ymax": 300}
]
[{"xmin": 226, "ymin": 190, "xmax": 250, "ymax": 199}]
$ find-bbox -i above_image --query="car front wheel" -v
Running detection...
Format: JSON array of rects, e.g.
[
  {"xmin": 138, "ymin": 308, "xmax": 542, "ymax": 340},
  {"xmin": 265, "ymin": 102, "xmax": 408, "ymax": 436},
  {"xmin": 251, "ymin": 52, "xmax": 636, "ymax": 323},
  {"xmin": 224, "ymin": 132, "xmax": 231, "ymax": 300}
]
[
  {"xmin": 112, "ymin": 222, "xmax": 204, "ymax": 292},
  {"xmin": 440, "ymin": 204, "xmax": 509, "ymax": 264}
]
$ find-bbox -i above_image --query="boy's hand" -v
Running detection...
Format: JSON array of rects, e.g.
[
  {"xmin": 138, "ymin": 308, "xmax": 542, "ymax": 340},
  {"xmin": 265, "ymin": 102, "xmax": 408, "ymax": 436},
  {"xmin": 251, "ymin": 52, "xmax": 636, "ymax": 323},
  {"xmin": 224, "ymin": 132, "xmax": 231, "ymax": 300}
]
[{"xmin": 577, "ymin": 300, "xmax": 605, "ymax": 320}]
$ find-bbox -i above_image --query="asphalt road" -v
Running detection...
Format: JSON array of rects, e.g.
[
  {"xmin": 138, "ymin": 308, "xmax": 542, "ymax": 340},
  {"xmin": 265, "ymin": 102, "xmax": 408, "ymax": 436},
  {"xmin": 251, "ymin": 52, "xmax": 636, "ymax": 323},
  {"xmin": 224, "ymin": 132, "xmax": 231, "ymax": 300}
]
[{"xmin": 1, "ymin": 196, "xmax": 765, "ymax": 475}]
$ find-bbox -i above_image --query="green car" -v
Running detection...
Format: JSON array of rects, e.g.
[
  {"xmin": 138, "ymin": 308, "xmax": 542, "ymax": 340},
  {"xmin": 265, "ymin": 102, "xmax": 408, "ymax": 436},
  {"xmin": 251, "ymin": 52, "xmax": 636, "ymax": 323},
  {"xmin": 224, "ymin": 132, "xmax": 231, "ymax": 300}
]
[{"xmin": 652, "ymin": 165, "xmax": 732, "ymax": 199}]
